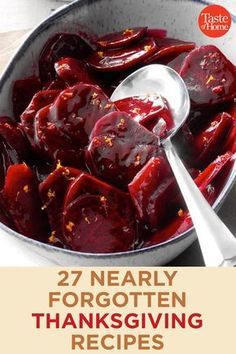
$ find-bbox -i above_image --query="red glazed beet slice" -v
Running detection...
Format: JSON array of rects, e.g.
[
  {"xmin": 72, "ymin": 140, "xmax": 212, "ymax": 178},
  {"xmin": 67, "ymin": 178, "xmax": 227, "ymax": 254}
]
[
  {"xmin": 97, "ymin": 27, "xmax": 147, "ymax": 49},
  {"xmin": 43, "ymin": 78, "xmax": 66, "ymax": 90},
  {"xmin": 63, "ymin": 195, "xmax": 135, "ymax": 253},
  {"xmin": 12, "ymin": 76, "xmax": 42, "ymax": 120},
  {"xmin": 0, "ymin": 195, "xmax": 15, "ymax": 230},
  {"xmin": 87, "ymin": 111, "xmax": 160, "ymax": 188},
  {"xmin": 179, "ymin": 45, "xmax": 236, "ymax": 107},
  {"xmin": 195, "ymin": 152, "xmax": 233, "ymax": 191},
  {"xmin": 189, "ymin": 152, "xmax": 233, "ymax": 205},
  {"xmin": 0, "ymin": 117, "xmax": 31, "ymax": 189},
  {"xmin": 64, "ymin": 172, "xmax": 135, "ymax": 222},
  {"xmin": 0, "ymin": 139, "xmax": 13, "ymax": 189},
  {"xmin": 128, "ymin": 156, "xmax": 179, "ymax": 229},
  {"xmin": 1, "ymin": 164, "xmax": 49, "ymax": 241},
  {"xmin": 0, "ymin": 116, "xmax": 30, "ymax": 161},
  {"xmin": 21, "ymin": 89, "xmax": 60, "ymax": 147},
  {"xmin": 194, "ymin": 112, "xmax": 232, "ymax": 167},
  {"xmin": 145, "ymin": 211, "xmax": 192, "ymax": 246},
  {"xmin": 39, "ymin": 33, "xmax": 92, "ymax": 82},
  {"xmin": 43, "ymin": 83, "xmax": 117, "ymax": 148},
  {"xmin": 88, "ymin": 37, "xmax": 157, "ymax": 72},
  {"xmin": 146, "ymin": 28, "xmax": 167, "ymax": 39},
  {"xmin": 39, "ymin": 166, "xmax": 82, "ymax": 241},
  {"xmin": 34, "ymin": 104, "xmax": 84, "ymax": 166},
  {"xmin": 144, "ymin": 38, "xmax": 195, "ymax": 64},
  {"xmin": 144, "ymin": 153, "xmax": 233, "ymax": 246},
  {"xmin": 223, "ymin": 104, "xmax": 236, "ymax": 153},
  {"xmin": 164, "ymin": 51, "xmax": 190, "ymax": 73},
  {"xmin": 115, "ymin": 94, "xmax": 174, "ymax": 136},
  {"xmin": 55, "ymin": 58, "xmax": 95, "ymax": 86}
]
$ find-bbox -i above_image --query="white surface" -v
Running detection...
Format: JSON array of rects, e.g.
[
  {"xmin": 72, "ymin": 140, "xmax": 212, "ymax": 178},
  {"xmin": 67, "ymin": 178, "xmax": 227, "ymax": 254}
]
[
  {"xmin": 0, "ymin": 0, "xmax": 72, "ymax": 33},
  {"xmin": 0, "ymin": 231, "xmax": 37, "ymax": 266}
]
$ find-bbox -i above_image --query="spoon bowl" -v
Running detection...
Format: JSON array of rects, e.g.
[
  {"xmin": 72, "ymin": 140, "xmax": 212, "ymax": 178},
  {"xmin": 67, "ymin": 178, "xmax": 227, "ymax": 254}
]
[{"xmin": 111, "ymin": 64, "xmax": 190, "ymax": 139}]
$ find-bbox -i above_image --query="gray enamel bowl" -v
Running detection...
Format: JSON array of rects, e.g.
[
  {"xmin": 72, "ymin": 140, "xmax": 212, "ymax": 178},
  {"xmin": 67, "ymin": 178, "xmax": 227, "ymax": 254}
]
[{"xmin": 0, "ymin": 0, "xmax": 236, "ymax": 266}]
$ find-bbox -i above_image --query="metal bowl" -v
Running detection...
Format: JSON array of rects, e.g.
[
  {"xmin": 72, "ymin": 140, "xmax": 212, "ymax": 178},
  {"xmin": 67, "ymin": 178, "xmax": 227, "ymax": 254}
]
[{"xmin": 0, "ymin": 0, "xmax": 235, "ymax": 266}]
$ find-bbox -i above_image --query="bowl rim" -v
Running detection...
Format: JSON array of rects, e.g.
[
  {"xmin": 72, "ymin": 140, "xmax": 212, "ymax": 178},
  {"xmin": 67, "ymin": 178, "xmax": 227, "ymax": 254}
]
[{"xmin": 0, "ymin": 0, "xmax": 236, "ymax": 260}]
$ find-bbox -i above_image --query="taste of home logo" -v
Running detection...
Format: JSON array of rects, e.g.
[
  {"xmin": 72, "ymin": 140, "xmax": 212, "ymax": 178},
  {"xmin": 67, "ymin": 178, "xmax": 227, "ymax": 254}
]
[{"xmin": 198, "ymin": 4, "xmax": 232, "ymax": 38}]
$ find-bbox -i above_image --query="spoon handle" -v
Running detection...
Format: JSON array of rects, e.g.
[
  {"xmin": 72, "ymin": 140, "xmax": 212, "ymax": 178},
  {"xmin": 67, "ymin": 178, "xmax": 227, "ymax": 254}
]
[{"xmin": 163, "ymin": 138, "xmax": 236, "ymax": 267}]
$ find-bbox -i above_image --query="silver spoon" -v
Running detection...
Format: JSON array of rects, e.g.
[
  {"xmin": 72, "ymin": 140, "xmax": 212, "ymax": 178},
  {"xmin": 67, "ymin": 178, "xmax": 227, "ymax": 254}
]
[{"xmin": 111, "ymin": 64, "xmax": 236, "ymax": 267}]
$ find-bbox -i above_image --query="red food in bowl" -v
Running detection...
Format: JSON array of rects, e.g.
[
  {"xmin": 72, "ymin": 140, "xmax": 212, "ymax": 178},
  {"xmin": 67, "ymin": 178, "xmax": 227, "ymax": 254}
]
[{"xmin": 0, "ymin": 26, "xmax": 235, "ymax": 254}]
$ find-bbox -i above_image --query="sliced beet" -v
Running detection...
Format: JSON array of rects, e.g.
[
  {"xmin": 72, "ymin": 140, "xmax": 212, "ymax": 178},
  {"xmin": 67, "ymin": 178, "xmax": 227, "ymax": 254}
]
[
  {"xmin": 39, "ymin": 33, "xmax": 92, "ymax": 82},
  {"xmin": 43, "ymin": 78, "xmax": 67, "ymax": 90},
  {"xmin": 88, "ymin": 37, "xmax": 157, "ymax": 72},
  {"xmin": 97, "ymin": 27, "xmax": 147, "ymax": 49},
  {"xmin": 192, "ymin": 152, "xmax": 233, "ymax": 205},
  {"xmin": 0, "ymin": 117, "xmax": 31, "ymax": 189},
  {"xmin": 223, "ymin": 104, "xmax": 236, "ymax": 153},
  {"xmin": 64, "ymin": 172, "xmax": 135, "ymax": 219},
  {"xmin": 144, "ymin": 38, "xmax": 195, "ymax": 64},
  {"xmin": 164, "ymin": 51, "xmax": 191, "ymax": 72},
  {"xmin": 195, "ymin": 151, "xmax": 232, "ymax": 191},
  {"xmin": 1, "ymin": 164, "xmax": 49, "ymax": 241},
  {"xmin": 42, "ymin": 83, "xmax": 117, "ymax": 148},
  {"xmin": 179, "ymin": 45, "xmax": 236, "ymax": 107},
  {"xmin": 87, "ymin": 111, "xmax": 160, "ymax": 188},
  {"xmin": 55, "ymin": 57, "xmax": 95, "ymax": 86},
  {"xmin": 194, "ymin": 112, "xmax": 232, "ymax": 167},
  {"xmin": 62, "ymin": 172, "xmax": 136, "ymax": 251},
  {"xmin": 33, "ymin": 83, "xmax": 116, "ymax": 166},
  {"xmin": 63, "ymin": 195, "xmax": 135, "ymax": 253},
  {"xmin": 114, "ymin": 94, "xmax": 174, "ymax": 137},
  {"xmin": 146, "ymin": 28, "xmax": 167, "ymax": 39},
  {"xmin": 0, "ymin": 116, "xmax": 30, "ymax": 161},
  {"xmin": 39, "ymin": 166, "xmax": 82, "ymax": 240},
  {"xmin": 34, "ymin": 104, "xmax": 84, "ymax": 166},
  {"xmin": 12, "ymin": 76, "xmax": 42, "ymax": 120},
  {"xmin": 145, "ymin": 211, "xmax": 192, "ymax": 246},
  {"xmin": 0, "ymin": 139, "xmax": 13, "ymax": 189},
  {"xmin": 128, "ymin": 156, "xmax": 179, "ymax": 229},
  {"xmin": 21, "ymin": 89, "xmax": 61, "ymax": 147},
  {"xmin": 0, "ymin": 195, "xmax": 15, "ymax": 230},
  {"xmin": 144, "ymin": 152, "xmax": 233, "ymax": 246}
]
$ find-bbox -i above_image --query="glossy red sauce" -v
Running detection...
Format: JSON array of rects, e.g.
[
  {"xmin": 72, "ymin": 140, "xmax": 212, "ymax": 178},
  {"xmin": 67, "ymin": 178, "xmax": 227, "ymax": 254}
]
[{"xmin": 0, "ymin": 27, "xmax": 235, "ymax": 253}]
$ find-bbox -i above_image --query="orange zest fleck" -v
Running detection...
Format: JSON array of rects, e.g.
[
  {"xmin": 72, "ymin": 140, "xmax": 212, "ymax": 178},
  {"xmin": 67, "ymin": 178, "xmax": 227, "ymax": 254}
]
[
  {"xmin": 56, "ymin": 160, "xmax": 62, "ymax": 169},
  {"xmin": 66, "ymin": 221, "xmax": 75, "ymax": 232},
  {"xmin": 134, "ymin": 154, "xmax": 141, "ymax": 166},
  {"xmin": 47, "ymin": 189, "xmax": 56, "ymax": 199},
  {"xmin": 84, "ymin": 217, "xmax": 91, "ymax": 224},
  {"xmin": 117, "ymin": 118, "xmax": 125, "ymax": 129},
  {"xmin": 49, "ymin": 231, "xmax": 56, "ymax": 243},
  {"xmin": 23, "ymin": 185, "xmax": 29, "ymax": 193},
  {"xmin": 104, "ymin": 136, "xmax": 113, "ymax": 147},
  {"xmin": 104, "ymin": 103, "xmax": 113, "ymax": 109},
  {"xmin": 92, "ymin": 92, "xmax": 98, "ymax": 99},
  {"xmin": 206, "ymin": 74, "xmax": 214, "ymax": 85},
  {"xmin": 123, "ymin": 28, "xmax": 134, "ymax": 35},
  {"xmin": 131, "ymin": 107, "xmax": 141, "ymax": 114},
  {"xmin": 144, "ymin": 45, "xmax": 152, "ymax": 51},
  {"xmin": 100, "ymin": 195, "xmax": 107, "ymax": 203},
  {"xmin": 62, "ymin": 92, "xmax": 74, "ymax": 100}
]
